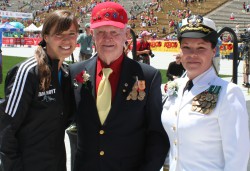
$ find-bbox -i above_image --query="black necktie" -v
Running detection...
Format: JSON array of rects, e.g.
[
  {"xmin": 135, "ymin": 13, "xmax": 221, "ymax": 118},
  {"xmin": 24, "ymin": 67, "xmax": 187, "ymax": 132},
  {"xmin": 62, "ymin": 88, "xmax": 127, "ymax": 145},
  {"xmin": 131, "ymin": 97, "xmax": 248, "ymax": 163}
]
[{"xmin": 183, "ymin": 80, "xmax": 193, "ymax": 94}]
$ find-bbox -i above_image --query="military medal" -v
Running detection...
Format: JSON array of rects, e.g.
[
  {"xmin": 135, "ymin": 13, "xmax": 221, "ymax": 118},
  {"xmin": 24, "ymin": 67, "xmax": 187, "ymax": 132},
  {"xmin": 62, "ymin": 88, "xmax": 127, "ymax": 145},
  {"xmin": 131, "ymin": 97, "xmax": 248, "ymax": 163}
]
[
  {"xmin": 137, "ymin": 80, "xmax": 146, "ymax": 101},
  {"xmin": 200, "ymin": 101, "xmax": 207, "ymax": 108},
  {"xmin": 205, "ymin": 94, "xmax": 213, "ymax": 101},
  {"xmin": 126, "ymin": 95, "xmax": 131, "ymax": 100},
  {"xmin": 126, "ymin": 77, "xmax": 146, "ymax": 101},
  {"xmin": 132, "ymin": 77, "xmax": 139, "ymax": 90},
  {"xmin": 138, "ymin": 91, "xmax": 146, "ymax": 101},
  {"xmin": 192, "ymin": 105, "xmax": 197, "ymax": 111},
  {"xmin": 127, "ymin": 87, "xmax": 138, "ymax": 100},
  {"xmin": 126, "ymin": 78, "xmax": 138, "ymax": 100},
  {"xmin": 196, "ymin": 106, "xmax": 201, "ymax": 112},
  {"xmin": 137, "ymin": 96, "xmax": 144, "ymax": 101},
  {"xmin": 131, "ymin": 91, "xmax": 138, "ymax": 100},
  {"xmin": 191, "ymin": 85, "xmax": 221, "ymax": 114},
  {"xmin": 138, "ymin": 91, "xmax": 146, "ymax": 97},
  {"xmin": 133, "ymin": 84, "xmax": 138, "ymax": 90},
  {"xmin": 138, "ymin": 80, "xmax": 145, "ymax": 90}
]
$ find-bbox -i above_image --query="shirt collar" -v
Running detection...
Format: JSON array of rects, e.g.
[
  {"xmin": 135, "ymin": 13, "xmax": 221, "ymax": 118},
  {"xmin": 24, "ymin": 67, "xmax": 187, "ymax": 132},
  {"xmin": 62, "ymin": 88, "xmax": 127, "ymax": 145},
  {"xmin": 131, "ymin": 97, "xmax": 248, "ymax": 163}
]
[
  {"xmin": 97, "ymin": 54, "xmax": 124, "ymax": 76},
  {"xmin": 192, "ymin": 67, "xmax": 212, "ymax": 83},
  {"xmin": 190, "ymin": 67, "xmax": 216, "ymax": 86}
]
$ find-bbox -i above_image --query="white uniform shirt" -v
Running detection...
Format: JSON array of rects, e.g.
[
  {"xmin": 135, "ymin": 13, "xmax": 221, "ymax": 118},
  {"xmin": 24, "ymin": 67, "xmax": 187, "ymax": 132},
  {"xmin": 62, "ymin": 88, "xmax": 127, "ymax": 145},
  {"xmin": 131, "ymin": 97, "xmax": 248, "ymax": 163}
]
[{"xmin": 162, "ymin": 67, "xmax": 250, "ymax": 171}]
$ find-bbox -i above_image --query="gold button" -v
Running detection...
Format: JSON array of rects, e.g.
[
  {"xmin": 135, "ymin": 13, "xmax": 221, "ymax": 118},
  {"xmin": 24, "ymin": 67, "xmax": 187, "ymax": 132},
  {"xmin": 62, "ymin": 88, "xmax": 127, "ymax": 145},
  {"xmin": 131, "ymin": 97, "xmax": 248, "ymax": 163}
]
[
  {"xmin": 172, "ymin": 126, "xmax": 176, "ymax": 131},
  {"xmin": 100, "ymin": 151, "xmax": 104, "ymax": 156},
  {"xmin": 174, "ymin": 140, "xmax": 177, "ymax": 145},
  {"xmin": 99, "ymin": 130, "xmax": 105, "ymax": 135},
  {"xmin": 174, "ymin": 157, "xmax": 177, "ymax": 160}
]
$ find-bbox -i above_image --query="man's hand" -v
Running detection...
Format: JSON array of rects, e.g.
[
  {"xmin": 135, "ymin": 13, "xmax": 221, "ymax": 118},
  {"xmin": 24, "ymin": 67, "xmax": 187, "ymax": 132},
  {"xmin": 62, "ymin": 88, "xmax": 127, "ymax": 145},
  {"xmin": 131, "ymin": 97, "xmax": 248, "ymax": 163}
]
[
  {"xmin": 144, "ymin": 50, "xmax": 150, "ymax": 54},
  {"xmin": 173, "ymin": 76, "xmax": 179, "ymax": 80}
]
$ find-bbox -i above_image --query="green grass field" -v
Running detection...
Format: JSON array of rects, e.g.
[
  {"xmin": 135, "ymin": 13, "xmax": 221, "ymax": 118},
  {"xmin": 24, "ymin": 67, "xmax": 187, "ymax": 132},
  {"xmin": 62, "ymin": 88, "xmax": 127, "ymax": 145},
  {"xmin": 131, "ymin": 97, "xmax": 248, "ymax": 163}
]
[
  {"xmin": 0, "ymin": 56, "xmax": 27, "ymax": 98},
  {"xmin": 159, "ymin": 69, "xmax": 168, "ymax": 83},
  {"xmin": 0, "ymin": 56, "xmax": 232, "ymax": 98}
]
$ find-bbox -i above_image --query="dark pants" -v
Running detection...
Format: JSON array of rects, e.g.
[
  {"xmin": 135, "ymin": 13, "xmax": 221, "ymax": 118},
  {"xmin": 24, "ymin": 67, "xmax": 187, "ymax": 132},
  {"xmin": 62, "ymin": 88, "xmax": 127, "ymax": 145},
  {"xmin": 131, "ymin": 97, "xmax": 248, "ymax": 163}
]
[
  {"xmin": 141, "ymin": 55, "xmax": 150, "ymax": 65},
  {"xmin": 136, "ymin": 55, "xmax": 150, "ymax": 65},
  {"xmin": 78, "ymin": 52, "xmax": 92, "ymax": 61}
]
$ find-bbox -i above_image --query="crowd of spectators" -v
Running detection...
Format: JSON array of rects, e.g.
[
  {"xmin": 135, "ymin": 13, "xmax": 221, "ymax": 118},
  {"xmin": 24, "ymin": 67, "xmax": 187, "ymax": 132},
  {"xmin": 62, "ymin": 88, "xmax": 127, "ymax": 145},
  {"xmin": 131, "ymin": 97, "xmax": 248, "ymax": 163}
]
[
  {"xmin": 243, "ymin": 2, "xmax": 250, "ymax": 12},
  {"xmin": 0, "ymin": 0, "xmax": 97, "ymax": 27},
  {"xmin": 0, "ymin": 0, "xmax": 204, "ymax": 34},
  {"xmin": 0, "ymin": 0, "xmax": 242, "ymax": 40},
  {"xmin": 126, "ymin": 0, "xmax": 211, "ymax": 38}
]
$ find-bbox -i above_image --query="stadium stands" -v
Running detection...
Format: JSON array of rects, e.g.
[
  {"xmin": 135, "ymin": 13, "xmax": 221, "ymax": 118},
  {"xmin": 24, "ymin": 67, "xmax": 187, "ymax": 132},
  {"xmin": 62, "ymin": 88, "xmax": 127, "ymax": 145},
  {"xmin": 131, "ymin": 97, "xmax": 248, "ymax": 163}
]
[{"xmin": 0, "ymin": 0, "xmax": 249, "ymax": 38}]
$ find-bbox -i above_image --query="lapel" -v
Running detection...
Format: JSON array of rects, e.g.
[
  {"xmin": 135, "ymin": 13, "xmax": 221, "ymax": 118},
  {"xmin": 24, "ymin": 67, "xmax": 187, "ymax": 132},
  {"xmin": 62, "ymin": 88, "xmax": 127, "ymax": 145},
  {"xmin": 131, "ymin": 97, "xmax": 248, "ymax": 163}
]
[
  {"xmin": 179, "ymin": 68, "xmax": 217, "ymax": 110},
  {"xmin": 84, "ymin": 56, "xmax": 97, "ymax": 99},
  {"xmin": 74, "ymin": 56, "xmax": 101, "ymax": 125},
  {"xmin": 72, "ymin": 63, "xmax": 84, "ymax": 109},
  {"xmin": 118, "ymin": 58, "xmax": 143, "ymax": 99},
  {"xmin": 83, "ymin": 56, "xmax": 101, "ymax": 125},
  {"xmin": 72, "ymin": 56, "xmax": 97, "ymax": 109}
]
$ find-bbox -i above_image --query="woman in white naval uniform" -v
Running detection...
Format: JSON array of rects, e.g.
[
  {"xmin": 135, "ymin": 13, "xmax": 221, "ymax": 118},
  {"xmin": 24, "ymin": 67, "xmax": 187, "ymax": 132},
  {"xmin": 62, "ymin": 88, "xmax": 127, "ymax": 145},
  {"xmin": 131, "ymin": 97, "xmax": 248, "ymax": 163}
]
[{"xmin": 161, "ymin": 15, "xmax": 250, "ymax": 171}]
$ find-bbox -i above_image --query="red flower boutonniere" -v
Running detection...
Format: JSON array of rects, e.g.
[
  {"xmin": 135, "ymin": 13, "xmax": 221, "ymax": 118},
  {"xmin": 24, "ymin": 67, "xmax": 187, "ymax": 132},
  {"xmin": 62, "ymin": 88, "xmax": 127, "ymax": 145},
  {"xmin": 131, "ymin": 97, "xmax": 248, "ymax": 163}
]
[{"xmin": 74, "ymin": 70, "xmax": 90, "ymax": 88}]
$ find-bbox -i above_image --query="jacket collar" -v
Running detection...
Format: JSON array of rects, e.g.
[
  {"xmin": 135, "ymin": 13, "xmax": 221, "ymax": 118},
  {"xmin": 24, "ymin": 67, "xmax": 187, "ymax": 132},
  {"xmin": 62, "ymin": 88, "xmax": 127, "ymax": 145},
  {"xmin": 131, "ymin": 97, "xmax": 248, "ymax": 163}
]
[
  {"xmin": 84, "ymin": 54, "xmax": 98, "ymax": 98},
  {"xmin": 178, "ymin": 67, "xmax": 218, "ymax": 109}
]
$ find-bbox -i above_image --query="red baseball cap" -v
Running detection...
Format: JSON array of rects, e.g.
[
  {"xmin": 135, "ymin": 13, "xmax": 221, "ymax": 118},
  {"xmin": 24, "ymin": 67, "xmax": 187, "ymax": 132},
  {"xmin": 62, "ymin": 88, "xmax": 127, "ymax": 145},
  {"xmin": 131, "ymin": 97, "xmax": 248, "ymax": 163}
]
[{"xmin": 90, "ymin": 2, "xmax": 128, "ymax": 29}]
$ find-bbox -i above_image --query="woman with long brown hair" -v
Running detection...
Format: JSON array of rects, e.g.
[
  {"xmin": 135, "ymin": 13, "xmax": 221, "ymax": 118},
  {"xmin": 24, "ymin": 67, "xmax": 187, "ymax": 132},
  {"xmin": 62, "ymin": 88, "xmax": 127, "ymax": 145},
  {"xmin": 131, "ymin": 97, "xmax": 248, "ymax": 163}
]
[{"xmin": 0, "ymin": 10, "xmax": 78, "ymax": 171}]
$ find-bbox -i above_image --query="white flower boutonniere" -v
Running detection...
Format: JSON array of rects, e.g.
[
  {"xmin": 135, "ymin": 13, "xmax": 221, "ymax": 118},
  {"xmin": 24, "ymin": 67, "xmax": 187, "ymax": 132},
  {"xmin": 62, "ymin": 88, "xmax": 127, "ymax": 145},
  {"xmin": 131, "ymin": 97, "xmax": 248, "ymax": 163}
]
[{"xmin": 164, "ymin": 81, "xmax": 178, "ymax": 97}]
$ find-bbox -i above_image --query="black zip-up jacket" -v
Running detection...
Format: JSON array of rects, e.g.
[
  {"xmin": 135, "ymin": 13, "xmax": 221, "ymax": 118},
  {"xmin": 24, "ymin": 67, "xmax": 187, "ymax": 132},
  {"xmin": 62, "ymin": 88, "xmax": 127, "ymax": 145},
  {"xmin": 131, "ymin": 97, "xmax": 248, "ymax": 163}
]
[{"xmin": 0, "ymin": 56, "xmax": 75, "ymax": 171}]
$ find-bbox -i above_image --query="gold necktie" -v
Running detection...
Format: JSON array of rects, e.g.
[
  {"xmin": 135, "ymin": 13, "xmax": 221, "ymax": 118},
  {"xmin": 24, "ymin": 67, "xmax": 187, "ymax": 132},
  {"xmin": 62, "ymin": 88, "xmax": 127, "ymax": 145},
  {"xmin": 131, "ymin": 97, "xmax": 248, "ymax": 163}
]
[{"xmin": 97, "ymin": 68, "xmax": 113, "ymax": 125}]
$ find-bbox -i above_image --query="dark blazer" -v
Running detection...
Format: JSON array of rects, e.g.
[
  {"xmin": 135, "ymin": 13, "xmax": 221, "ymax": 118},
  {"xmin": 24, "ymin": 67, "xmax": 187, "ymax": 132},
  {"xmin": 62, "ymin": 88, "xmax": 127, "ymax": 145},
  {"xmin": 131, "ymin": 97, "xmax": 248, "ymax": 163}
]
[{"xmin": 69, "ymin": 54, "xmax": 169, "ymax": 171}]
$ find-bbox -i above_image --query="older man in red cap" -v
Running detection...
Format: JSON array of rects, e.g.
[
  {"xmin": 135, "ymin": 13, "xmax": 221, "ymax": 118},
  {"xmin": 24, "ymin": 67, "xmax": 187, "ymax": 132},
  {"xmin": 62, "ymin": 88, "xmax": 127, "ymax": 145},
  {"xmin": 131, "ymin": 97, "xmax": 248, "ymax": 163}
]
[{"xmin": 69, "ymin": 1, "xmax": 169, "ymax": 171}]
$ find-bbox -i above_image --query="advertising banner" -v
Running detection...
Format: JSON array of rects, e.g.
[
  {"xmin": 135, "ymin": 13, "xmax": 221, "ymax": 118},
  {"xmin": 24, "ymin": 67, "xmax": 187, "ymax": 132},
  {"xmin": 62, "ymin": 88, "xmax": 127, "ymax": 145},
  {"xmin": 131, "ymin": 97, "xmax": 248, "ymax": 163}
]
[
  {"xmin": 0, "ymin": 10, "xmax": 33, "ymax": 19},
  {"xmin": 131, "ymin": 40, "xmax": 234, "ymax": 54},
  {"xmin": 2, "ymin": 37, "xmax": 42, "ymax": 46},
  {"xmin": 1, "ymin": 38, "xmax": 234, "ymax": 54}
]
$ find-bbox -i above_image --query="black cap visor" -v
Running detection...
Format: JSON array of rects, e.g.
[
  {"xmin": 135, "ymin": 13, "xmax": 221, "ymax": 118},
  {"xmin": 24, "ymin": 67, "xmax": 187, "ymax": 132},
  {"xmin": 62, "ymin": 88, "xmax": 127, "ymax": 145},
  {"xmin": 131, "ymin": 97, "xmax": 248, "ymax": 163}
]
[
  {"xmin": 183, "ymin": 31, "xmax": 218, "ymax": 41},
  {"xmin": 181, "ymin": 32, "xmax": 207, "ymax": 38},
  {"xmin": 178, "ymin": 31, "xmax": 218, "ymax": 48}
]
